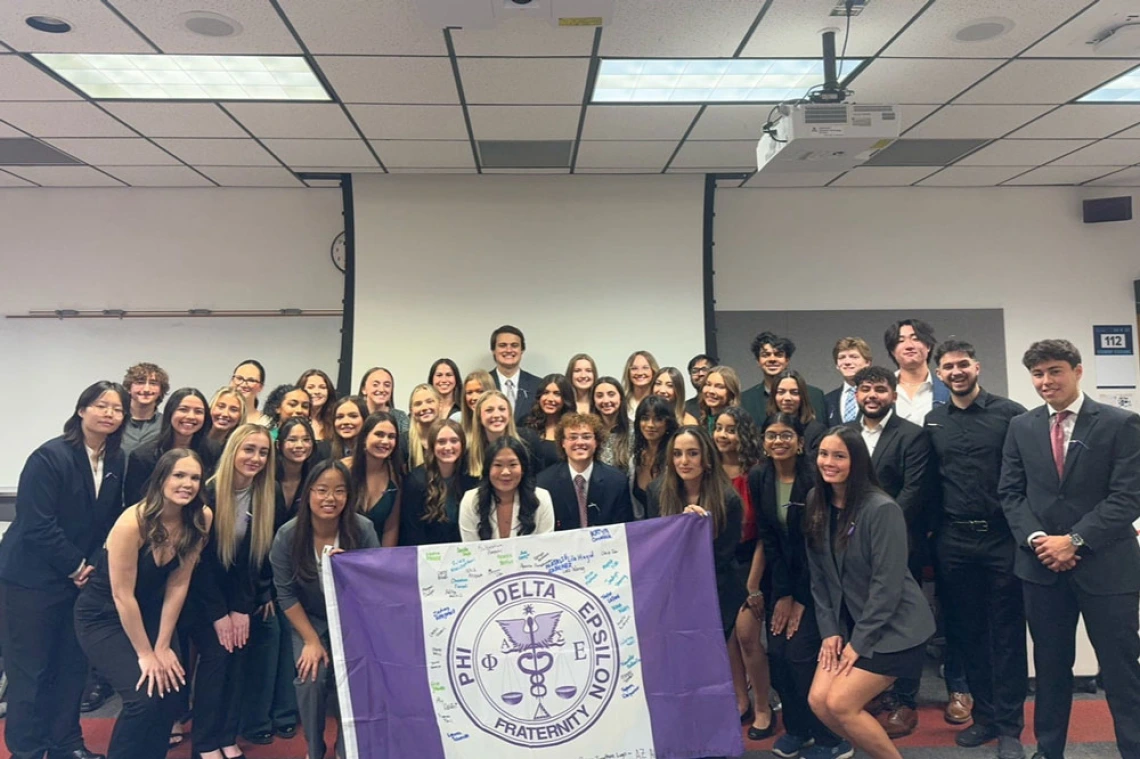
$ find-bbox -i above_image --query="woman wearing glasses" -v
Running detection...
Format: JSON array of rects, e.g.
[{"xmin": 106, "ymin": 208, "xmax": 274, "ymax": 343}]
[
  {"xmin": 230, "ymin": 360, "xmax": 268, "ymax": 425},
  {"xmin": 0, "ymin": 381, "xmax": 130, "ymax": 759}
]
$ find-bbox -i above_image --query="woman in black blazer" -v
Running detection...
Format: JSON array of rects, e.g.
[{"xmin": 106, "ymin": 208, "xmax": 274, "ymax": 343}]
[
  {"xmin": 0, "ymin": 380, "xmax": 129, "ymax": 759},
  {"xmin": 400, "ymin": 419, "xmax": 477, "ymax": 545},
  {"xmin": 519, "ymin": 373, "xmax": 575, "ymax": 473},
  {"xmin": 804, "ymin": 426, "xmax": 935, "ymax": 759},
  {"xmin": 187, "ymin": 423, "xmax": 281, "ymax": 759},
  {"xmin": 766, "ymin": 370, "xmax": 827, "ymax": 458},
  {"xmin": 124, "ymin": 387, "xmax": 218, "ymax": 507},
  {"xmin": 749, "ymin": 414, "xmax": 845, "ymax": 756}
]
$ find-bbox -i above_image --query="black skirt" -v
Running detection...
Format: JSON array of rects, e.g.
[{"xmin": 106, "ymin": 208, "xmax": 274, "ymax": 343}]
[{"xmin": 854, "ymin": 642, "xmax": 926, "ymax": 680}]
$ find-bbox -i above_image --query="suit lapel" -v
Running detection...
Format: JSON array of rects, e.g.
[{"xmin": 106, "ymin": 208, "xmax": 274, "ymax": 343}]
[
  {"xmin": 556, "ymin": 468, "xmax": 580, "ymax": 529},
  {"xmin": 1062, "ymin": 399, "xmax": 1099, "ymax": 484},
  {"xmin": 871, "ymin": 415, "xmax": 899, "ymax": 468},
  {"xmin": 71, "ymin": 443, "xmax": 97, "ymax": 505}
]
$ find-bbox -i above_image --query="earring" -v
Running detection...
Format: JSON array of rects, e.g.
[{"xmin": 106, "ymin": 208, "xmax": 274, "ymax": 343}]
[{"xmin": 797, "ymin": 446, "xmax": 804, "ymax": 455}]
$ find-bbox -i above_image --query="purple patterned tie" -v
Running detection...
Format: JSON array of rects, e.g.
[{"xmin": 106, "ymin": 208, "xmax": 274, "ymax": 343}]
[{"xmin": 574, "ymin": 474, "xmax": 588, "ymax": 529}]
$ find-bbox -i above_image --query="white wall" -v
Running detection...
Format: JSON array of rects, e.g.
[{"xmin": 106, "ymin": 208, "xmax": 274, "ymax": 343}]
[
  {"xmin": 0, "ymin": 188, "xmax": 345, "ymax": 488},
  {"xmin": 714, "ymin": 186, "xmax": 1140, "ymax": 410},
  {"xmin": 352, "ymin": 174, "xmax": 707, "ymax": 405}
]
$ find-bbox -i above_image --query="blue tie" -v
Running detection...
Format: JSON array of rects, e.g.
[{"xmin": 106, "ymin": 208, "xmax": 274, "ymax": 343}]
[{"xmin": 843, "ymin": 386, "xmax": 858, "ymax": 422}]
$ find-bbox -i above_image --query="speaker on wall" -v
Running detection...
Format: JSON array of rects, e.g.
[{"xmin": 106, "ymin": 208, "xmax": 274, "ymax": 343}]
[{"xmin": 1083, "ymin": 196, "xmax": 1132, "ymax": 223}]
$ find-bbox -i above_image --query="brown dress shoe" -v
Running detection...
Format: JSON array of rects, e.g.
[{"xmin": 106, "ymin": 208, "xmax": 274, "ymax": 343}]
[
  {"xmin": 944, "ymin": 692, "xmax": 974, "ymax": 724},
  {"xmin": 878, "ymin": 706, "xmax": 918, "ymax": 738}
]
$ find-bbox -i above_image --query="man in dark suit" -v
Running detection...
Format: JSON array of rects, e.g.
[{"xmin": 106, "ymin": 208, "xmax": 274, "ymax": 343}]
[
  {"xmin": 823, "ymin": 337, "xmax": 872, "ymax": 426},
  {"xmin": 488, "ymin": 324, "xmax": 541, "ymax": 423},
  {"xmin": 740, "ymin": 331, "xmax": 827, "ymax": 426},
  {"xmin": 845, "ymin": 365, "xmax": 932, "ymax": 739},
  {"xmin": 537, "ymin": 413, "xmax": 634, "ymax": 530},
  {"xmin": 999, "ymin": 339, "xmax": 1140, "ymax": 759}
]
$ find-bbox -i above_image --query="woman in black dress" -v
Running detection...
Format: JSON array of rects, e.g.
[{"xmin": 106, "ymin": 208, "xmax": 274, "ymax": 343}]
[
  {"xmin": 75, "ymin": 449, "xmax": 212, "ymax": 758},
  {"xmin": 347, "ymin": 411, "xmax": 403, "ymax": 546},
  {"xmin": 400, "ymin": 419, "xmax": 477, "ymax": 546},
  {"xmin": 629, "ymin": 395, "xmax": 677, "ymax": 520},
  {"xmin": 519, "ymin": 373, "xmax": 575, "ymax": 473}
]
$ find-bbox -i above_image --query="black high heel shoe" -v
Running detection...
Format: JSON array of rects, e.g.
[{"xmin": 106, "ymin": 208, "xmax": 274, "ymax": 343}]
[
  {"xmin": 747, "ymin": 711, "xmax": 777, "ymax": 741},
  {"xmin": 739, "ymin": 704, "xmax": 754, "ymax": 725}
]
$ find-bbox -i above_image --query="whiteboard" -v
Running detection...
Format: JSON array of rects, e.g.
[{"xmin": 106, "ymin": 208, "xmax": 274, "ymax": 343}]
[{"xmin": 0, "ymin": 316, "xmax": 341, "ymax": 490}]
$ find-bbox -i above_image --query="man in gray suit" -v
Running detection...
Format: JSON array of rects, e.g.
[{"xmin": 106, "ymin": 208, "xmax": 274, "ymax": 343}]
[{"xmin": 1000, "ymin": 339, "xmax": 1140, "ymax": 759}]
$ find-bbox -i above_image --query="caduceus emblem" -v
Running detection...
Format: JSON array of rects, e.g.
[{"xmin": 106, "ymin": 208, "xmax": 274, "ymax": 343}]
[{"xmin": 496, "ymin": 604, "xmax": 572, "ymax": 718}]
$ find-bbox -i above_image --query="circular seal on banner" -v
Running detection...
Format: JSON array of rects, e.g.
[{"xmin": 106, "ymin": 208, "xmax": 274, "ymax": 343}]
[{"xmin": 446, "ymin": 571, "xmax": 621, "ymax": 747}]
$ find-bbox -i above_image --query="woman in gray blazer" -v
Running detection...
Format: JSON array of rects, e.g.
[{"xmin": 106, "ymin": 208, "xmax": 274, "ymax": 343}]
[
  {"xmin": 270, "ymin": 459, "xmax": 380, "ymax": 759},
  {"xmin": 804, "ymin": 426, "xmax": 935, "ymax": 759}
]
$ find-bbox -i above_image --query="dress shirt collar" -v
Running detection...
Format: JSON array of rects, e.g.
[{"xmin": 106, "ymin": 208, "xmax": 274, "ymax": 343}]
[
  {"xmin": 861, "ymin": 408, "xmax": 893, "ymax": 434},
  {"xmin": 1049, "ymin": 393, "xmax": 1084, "ymax": 418},
  {"xmin": 947, "ymin": 388, "xmax": 991, "ymax": 414},
  {"xmin": 569, "ymin": 461, "xmax": 594, "ymax": 486}
]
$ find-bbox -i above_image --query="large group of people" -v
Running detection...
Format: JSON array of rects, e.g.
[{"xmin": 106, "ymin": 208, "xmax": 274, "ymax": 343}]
[{"xmin": 0, "ymin": 321, "xmax": 1137, "ymax": 759}]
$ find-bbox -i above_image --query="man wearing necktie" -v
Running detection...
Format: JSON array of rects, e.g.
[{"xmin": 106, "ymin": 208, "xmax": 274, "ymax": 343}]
[
  {"xmin": 824, "ymin": 337, "xmax": 872, "ymax": 426},
  {"xmin": 537, "ymin": 413, "xmax": 634, "ymax": 531},
  {"xmin": 488, "ymin": 324, "xmax": 541, "ymax": 423},
  {"xmin": 999, "ymin": 339, "xmax": 1140, "ymax": 759}
]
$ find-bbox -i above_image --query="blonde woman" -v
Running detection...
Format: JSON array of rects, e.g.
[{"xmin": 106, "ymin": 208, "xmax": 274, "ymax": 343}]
[
  {"xmin": 466, "ymin": 390, "xmax": 523, "ymax": 479},
  {"xmin": 699, "ymin": 366, "xmax": 742, "ymax": 435},
  {"xmin": 621, "ymin": 350, "xmax": 660, "ymax": 421},
  {"xmin": 652, "ymin": 366, "xmax": 700, "ymax": 426},
  {"xmin": 407, "ymin": 384, "xmax": 443, "ymax": 469},
  {"xmin": 207, "ymin": 387, "xmax": 246, "ymax": 446},
  {"xmin": 187, "ymin": 424, "xmax": 281, "ymax": 759},
  {"xmin": 460, "ymin": 370, "xmax": 496, "ymax": 440},
  {"xmin": 565, "ymin": 353, "xmax": 598, "ymax": 414}
]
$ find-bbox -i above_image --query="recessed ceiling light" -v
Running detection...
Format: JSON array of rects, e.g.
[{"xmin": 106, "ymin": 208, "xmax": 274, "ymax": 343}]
[
  {"xmin": 953, "ymin": 17, "xmax": 1014, "ymax": 43},
  {"xmin": 180, "ymin": 11, "xmax": 243, "ymax": 38},
  {"xmin": 33, "ymin": 54, "xmax": 331, "ymax": 101},
  {"xmin": 26, "ymin": 15, "xmax": 72, "ymax": 34},
  {"xmin": 1079, "ymin": 63, "xmax": 1140, "ymax": 102},
  {"xmin": 591, "ymin": 58, "xmax": 867, "ymax": 104}
]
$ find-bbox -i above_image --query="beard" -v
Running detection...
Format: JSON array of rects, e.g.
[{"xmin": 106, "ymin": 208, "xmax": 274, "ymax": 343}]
[
  {"xmin": 949, "ymin": 377, "xmax": 979, "ymax": 397},
  {"xmin": 861, "ymin": 403, "xmax": 892, "ymax": 420}
]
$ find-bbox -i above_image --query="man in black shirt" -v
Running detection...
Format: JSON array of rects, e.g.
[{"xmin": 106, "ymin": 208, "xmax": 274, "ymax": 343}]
[{"xmin": 927, "ymin": 340, "xmax": 1028, "ymax": 759}]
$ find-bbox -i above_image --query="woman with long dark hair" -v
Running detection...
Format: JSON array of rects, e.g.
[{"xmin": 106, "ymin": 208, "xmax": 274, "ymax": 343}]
[
  {"xmin": 400, "ymin": 419, "xmax": 477, "ymax": 546},
  {"xmin": 348, "ymin": 412, "xmax": 402, "ymax": 547},
  {"xmin": 428, "ymin": 358, "xmax": 463, "ymax": 419},
  {"xmin": 749, "ymin": 414, "xmax": 847, "ymax": 758},
  {"xmin": 277, "ymin": 417, "xmax": 317, "ymax": 517},
  {"xmin": 124, "ymin": 387, "xmax": 217, "ymax": 506},
  {"xmin": 330, "ymin": 395, "xmax": 368, "ymax": 461},
  {"xmin": 592, "ymin": 377, "xmax": 632, "ymax": 471},
  {"xmin": 652, "ymin": 366, "xmax": 699, "ymax": 425},
  {"xmin": 520, "ymin": 373, "xmax": 575, "ymax": 472},
  {"xmin": 270, "ymin": 459, "xmax": 380, "ymax": 759},
  {"xmin": 766, "ymin": 369, "xmax": 827, "ymax": 456},
  {"xmin": 75, "ymin": 449, "xmax": 212, "ymax": 758},
  {"xmin": 804, "ymin": 427, "xmax": 934, "ymax": 759},
  {"xmin": 712, "ymin": 406, "xmax": 774, "ymax": 738},
  {"xmin": 629, "ymin": 395, "xmax": 677, "ymax": 520},
  {"xmin": 262, "ymin": 384, "xmax": 311, "ymax": 441},
  {"xmin": 565, "ymin": 353, "xmax": 598, "ymax": 414},
  {"xmin": 459, "ymin": 437, "xmax": 554, "ymax": 541},
  {"xmin": 0, "ymin": 381, "xmax": 129, "ymax": 759},
  {"xmin": 297, "ymin": 369, "xmax": 337, "ymax": 441}
]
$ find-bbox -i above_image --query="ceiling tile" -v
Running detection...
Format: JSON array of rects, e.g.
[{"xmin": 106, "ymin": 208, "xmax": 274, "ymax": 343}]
[
  {"xmin": 102, "ymin": 165, "xmax": 215, "ymax": 187},
  {"xmin": 316, "ymin": 56, "xmax": 458, "ymax": 104},
  {"xmin": 688, "ymin": 105, "xmax": 772, "ymax": 141},
  {"xmin": 261, "ymin": 138, "xmax": 378, "ymax": 168},
  {"xmin": 1052, "ymin": 139, "xmax": 1140, "ymax": 166},
  {"xmin": 452, "ymin": 17, "xmax": 595, "ymax": 56},
  {"xmin": 154, "ymin": 138, "xmax": 277, "ymax": 166},
  {"xmin": 575, "ymin": 168, "xmax": 660, "ymax": 174},
  {"xmin": 904, "ymin": 105, "xmax": 1054, "ymax": 139},
  {"xmin": 918, "ymin": 166, "xmax": 1026, "ymax": 186},
  {"xmin": 743, "ymin": 172, "xmax": 842, "ymax": 188},
  {"xmin": 224, "ymin": 103, "xmax": 357, "ymax": 139},
  {"xmin": 0, "ymin": 121, "xmax": 23, "ymax": 138},
  {"xmin": 483, "ymin": 168, "xmax": 571, "ymax": 174},
  {"xmin": 1115, "ymin": 124, "xmax": 1140, "ymax": 139},
  {"xmin": 1010, "ymin": 105, "xmax": 1140, "ymax": 139},
  {"xmin": 956, "ymin": 138, "xmax": 1092, "ymax": 166},
  {"xmin": 829, "ymin": 167, "xmax": 938, "ymax": 186},
  {"xmin": 0, "ymin": 169, "xmax": 35, "ymax": 187},
  {"xmin": 0, "ymin": 0, "xmax": 154, "ymax": 52},
  {"xmin": 742, "ymin": 0, "xmax": 929, "ymax": 58},
  {"xmin": 6, "ymin": 165, "xmax": 125, "ymax": 186},
  {"xmin": 386, "ymin": 166, "xmax": 477, "ymax": 174},
  {"xmin": 671, "ymin": 140, "xmax": 755, "ymax": 170},
  {"xmin": 199, "ymin": 166, "xmax": 302, "ymax": 187},
  {"xmin": 0, "ymin": 56, "xmax": 82, "ymax": 100},
  {"xmin": 956, "ymin": 60, "xmax": 1137, "ymax": 105},
  {"xmin": 277, "ymin": 0, "xmax": 447, "ymax": 55},
  {"xmin": 348, "ymin": 105, "xmax": 468, "ymax": 140},
  {"xmin": 109, "ymin": 0, "xmax": 300, "ymax": 54},
  {"xmin": 101, "ymin": 102, "xmax": 246, "ymax": 138},
  {"xmin": 0, "ymin": 102, "xmax": 134, "ymax": 138},
  {"xmin": 45, "ymin": 137, "xmax": 180, "ymax": 165},
  {"xmin": 1086, "ymin": 166, "xmax": 1140, "ymax": 186},
  {"xmin": 1024, "ymin": 0, "xmax": 1138, "ymax": 57},
  {"xmin": 459, "ymin": 58, "xmax": 588, "ymax": 105},
  {"xmin": 370, "ymin": 140, "xmax": 474, "ymax": 169},
  {"xmin": 882, "ymin": 0, "xmax": 1094, "ymax": 58},
  {"xmin": 846, "ymin": 58, "xmax": 1003, "ymax": 104},
  {"xmin": 582, "ymin": 105, "xmax": 699, "ymax": 140},
  {"xmin": 575, "ymin": 140, "xmax": 676, "ymax": 170},
  {"xmin": 602, "ymin": 0, "xmax": 767, "ymax": 57},
  {"xmin": 468, "ymin": 105, "xmax": 580, "ymax": 140},
  {"xmin": 1002, "ymin": 165, "xmax": 1127, "ymax": 185}
]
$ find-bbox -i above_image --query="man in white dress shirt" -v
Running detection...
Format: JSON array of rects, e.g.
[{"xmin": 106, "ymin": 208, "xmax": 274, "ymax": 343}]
[{"xmin": 489, "ymin": 325, "xmax": 541, "ymax": 423}]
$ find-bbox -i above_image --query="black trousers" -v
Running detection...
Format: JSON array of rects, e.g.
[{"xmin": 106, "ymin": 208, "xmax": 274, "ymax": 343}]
[
  {"xmin": 1024, "ymin": 576, "xmax": 1140, "ymax": 758},
  {"xmin": 0, "ymin": 581, "xmax": 88, "ymax": 756},
  {"xmin": 75, "ymin": 617, "xmax": 185, "ymax": 759},
  {"xmin": 187, "ymin": 618, "xmax": 247, "ymax": 753},
  {"xmin": 767, "ymin": 604, "xmax": 840, "ymax": 747},
  {"xmin": 935, "ymin": 525, "xmax": 1027, "ymax": 736}
]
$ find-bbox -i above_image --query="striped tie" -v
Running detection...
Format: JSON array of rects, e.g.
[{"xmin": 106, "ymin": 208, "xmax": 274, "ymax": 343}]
[{"xmin": 843, "ymin": 386, "xmax": 858, "ymax": 422}]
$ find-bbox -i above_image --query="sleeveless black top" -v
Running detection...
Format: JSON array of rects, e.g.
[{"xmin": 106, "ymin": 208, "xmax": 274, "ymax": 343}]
[{"xmin": 75, "ymin": 544, "xmax": 181, "ymax": 643}]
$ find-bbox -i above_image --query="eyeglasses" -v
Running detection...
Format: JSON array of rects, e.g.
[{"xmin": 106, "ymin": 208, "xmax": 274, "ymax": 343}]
[
  {"xmin": 566, "ymin": 433, "xmax": 596, "ymax": 442},
  {"xmin": 232, "ymin": 374, "xmax": 261, "ymax": 387},
  {"xmin": 89, "ymin": 402, "xmax": 125, "ymax": 416},
  {"xmin": 764, "ymin": 431, "xmax": 797, "ymax": 442},
  {"xmin": 312, "ymin": 486, "xmax": 347, "ymax": 499}
]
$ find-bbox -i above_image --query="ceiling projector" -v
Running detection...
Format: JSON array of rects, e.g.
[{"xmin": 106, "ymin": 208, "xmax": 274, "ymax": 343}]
[
  {"xmin": 756, "ymin": 103, "xmax": 901, "ymax": 174},
  {"xmin": 413, "ymin": 0, "xmax": 614, "ymax": 29}
]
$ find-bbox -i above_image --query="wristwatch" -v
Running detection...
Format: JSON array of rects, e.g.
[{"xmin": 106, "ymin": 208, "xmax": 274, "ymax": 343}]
[{"xmin": 1069, "ymin": 533, "xmax": 1085, "ymax": 548}]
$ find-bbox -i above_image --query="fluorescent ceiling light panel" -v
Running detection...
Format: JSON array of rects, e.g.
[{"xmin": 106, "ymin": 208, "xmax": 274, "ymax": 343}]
[
  {"xmin": 1079, "ymin": 65, "xmax": 1140, "ymax": 103},
  {"xmin": 591, "ymin": 59, "xmax": 865, "ymax": 103},
  {"xmin": 33, "ymin": 54, "xmax": 331, "ymax": 101}
]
